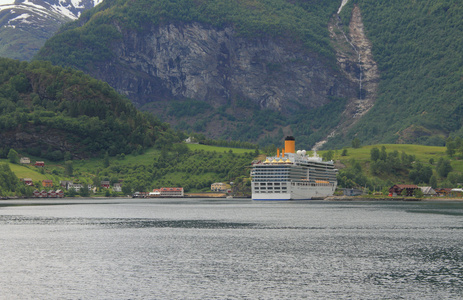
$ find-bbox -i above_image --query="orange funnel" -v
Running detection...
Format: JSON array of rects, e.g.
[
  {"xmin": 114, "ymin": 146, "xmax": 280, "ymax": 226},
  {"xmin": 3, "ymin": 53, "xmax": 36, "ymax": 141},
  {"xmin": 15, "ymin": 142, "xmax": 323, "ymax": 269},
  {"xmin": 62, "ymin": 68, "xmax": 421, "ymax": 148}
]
[{"xmin": 284, "ymin": 136, "xmax": 295, "ymax": 154}]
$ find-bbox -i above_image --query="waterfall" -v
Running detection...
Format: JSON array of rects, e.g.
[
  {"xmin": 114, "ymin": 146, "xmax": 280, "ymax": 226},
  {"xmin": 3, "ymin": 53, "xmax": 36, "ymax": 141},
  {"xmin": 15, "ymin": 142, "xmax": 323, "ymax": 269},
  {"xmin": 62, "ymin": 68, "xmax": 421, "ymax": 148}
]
[
  {"xmin": 337, "ymin": 0, "xmax": 350, "ymax": 14},
  {"xmin": 336, "ymin": 0, "xmax": 363, "ymax": 100}
]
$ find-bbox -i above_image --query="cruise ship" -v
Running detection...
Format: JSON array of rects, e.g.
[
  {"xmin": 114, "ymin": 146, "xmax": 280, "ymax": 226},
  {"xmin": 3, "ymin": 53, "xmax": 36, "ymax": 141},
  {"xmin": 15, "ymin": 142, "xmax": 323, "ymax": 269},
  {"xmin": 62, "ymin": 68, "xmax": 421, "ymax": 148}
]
[{"xmin": 251, "ymin": 136, "xmax": 337, "ymax": 200}]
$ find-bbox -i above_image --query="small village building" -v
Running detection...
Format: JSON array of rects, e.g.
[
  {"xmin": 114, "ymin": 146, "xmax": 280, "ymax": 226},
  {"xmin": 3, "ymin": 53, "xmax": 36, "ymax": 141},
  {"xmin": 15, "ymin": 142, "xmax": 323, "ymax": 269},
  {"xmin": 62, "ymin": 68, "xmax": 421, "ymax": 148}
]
[
  {"xmin": 451, "ymin": 188, "xmax": 463, "ymax": 197},
  {"xmin": 39, "ymin": 190, "xmax": 47, "ymax": 198},
  {"xmin": 211, "ymin": 182, "xmax": 227, "ymax": 192},
  {"xmin": 185, "ymin": 137, "xmax": 198, "ymax": 144},
  {"xmin": 149, "ymin": 189, "xmax": 161, "ymax": 197},
  {"xmin": 132, "ymin": 191, "xmax": 148, "ymax": 198},
  {"xmin": 419, "ymin": 186, "xmax": 436, "ymax": 197},
  {"xmin": 22, "ymin": 178, "xmax": 34, "ymax": 186},
  {"xmin": 20, "ymin": 157, "xmax": 30, "ymax": 164},
  {"xmin": 113, "ymin": 183, "xmax": 122, "ymax": 192},
  {"xmin": 60, "ymin": 181, "xmax": 73, "ymax": 190},
  {"xmin": 389, "ymin": 184, "xmax": 419, "ymax": 197},
  {"xmin": 33, "ymin": 190, "xmax": 40, "ymax": 197},
  {"xmin": 101, "ymin": 181, "xmax": 110, "ymax": 189},
  {"xmin": 35, "ymin": 161, "xmax": 45, "ymax": 167},
  {"xmin": 42, "ymin": 180, "xmax": 53, "ymax": 188},
  {"xmin": 160, "ymin": 187, "xmax": 184, "ymax": 197},
  {"xmin": 435, "ymin": 188, "xmax": 453, "ymax": 197},
  {"xmin": 69, "ymin": 183, "xmax": 83, "ymax": 192},
  {"xmin": 48, "ymin": 190, "xmax": 57, "ymax": 198},
  {"xmin": 343, "ymin": 188, "xmax": 364, "ymax": 196},
  {"xmin": 56, "ymin": 190, "xmax": 64, "ymax": 198}
]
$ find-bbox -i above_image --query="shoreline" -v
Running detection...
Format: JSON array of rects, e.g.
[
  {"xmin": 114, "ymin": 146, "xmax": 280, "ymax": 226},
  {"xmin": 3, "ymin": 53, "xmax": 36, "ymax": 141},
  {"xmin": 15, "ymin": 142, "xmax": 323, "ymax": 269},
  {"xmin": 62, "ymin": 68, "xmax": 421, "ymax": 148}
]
[{"xmin": 325, "ymin": 196, "xmax": 463, "ymax": 202}]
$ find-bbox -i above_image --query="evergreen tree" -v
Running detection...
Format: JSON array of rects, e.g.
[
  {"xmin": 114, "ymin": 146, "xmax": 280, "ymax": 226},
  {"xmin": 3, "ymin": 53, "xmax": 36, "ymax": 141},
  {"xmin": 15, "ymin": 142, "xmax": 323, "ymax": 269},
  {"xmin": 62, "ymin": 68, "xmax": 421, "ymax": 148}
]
[
  {"xmin": 414, "ymin": 189, "xmax": 424, "ymax": 199},
  {"xmin": 446, "ymin": 138, "xmax": 456, "ymax": 157},
  {"xmin": 370, "ymin": 147, "xmax": 380, "ymax": 162},
  {"xmin": 437, "ymin": 158, "xmax": 452, "ymax": 178},
  {"xmin": 103, "ymin": 152, "xmax": 110, "ymax": 168},
  {"xmin": 429, "ymin": 175, "xmax": 437, "ymax": 189},
  {"xmin": 7, "ymin": 149, "xmax": 19, "ymax": 164},
  {"xmin": 65, "ymin": 161, "xmax": 73, "ymax": 176}
]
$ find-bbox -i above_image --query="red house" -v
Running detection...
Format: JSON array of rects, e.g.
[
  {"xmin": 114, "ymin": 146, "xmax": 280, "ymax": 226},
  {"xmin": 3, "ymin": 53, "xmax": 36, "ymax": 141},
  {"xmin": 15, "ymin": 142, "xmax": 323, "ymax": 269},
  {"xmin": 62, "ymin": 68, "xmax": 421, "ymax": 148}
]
[
  {"xmin": 22, "ymin": 178, "xmax": 33, "ymax": 186},
  {"xmin": 160, "ymin": 187, "xmax": 184, "ymax": 197},
  {"xmin": 35, "ymin": 161, "xmax": 45, "ymax": 167},
  {"xmin": 389, "ymin": 184, "xmax": 419, "ymax": 197},
  {"xmin": 101, "ymin": 181, "xmax": 110, "ymax": 189}
]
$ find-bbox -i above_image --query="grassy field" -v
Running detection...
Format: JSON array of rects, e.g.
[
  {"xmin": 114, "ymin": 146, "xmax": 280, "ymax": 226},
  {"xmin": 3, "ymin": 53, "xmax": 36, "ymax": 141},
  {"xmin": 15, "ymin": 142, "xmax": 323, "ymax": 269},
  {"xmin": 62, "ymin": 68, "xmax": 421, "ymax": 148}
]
[
  {"xmin": 2, "ymin": 144, "xmax": 255, "ymax": 185},
  {"xmin": 71, "ymin": 145, "xmax": 254, "ymax": 175},
  {"xmin": 320, "ymin": 144, "xmax": 448, "ymax": 166},
  {"xmin": 186, "ymin": 144, "xmax": 254, "ymax": 154},
  {"xmin": 3, "ymin": 143, "xmax": 458, "ymax": 191},
  {"xmin": 0, "ymin": 159, "xmax": 52, "ymax": 181}
]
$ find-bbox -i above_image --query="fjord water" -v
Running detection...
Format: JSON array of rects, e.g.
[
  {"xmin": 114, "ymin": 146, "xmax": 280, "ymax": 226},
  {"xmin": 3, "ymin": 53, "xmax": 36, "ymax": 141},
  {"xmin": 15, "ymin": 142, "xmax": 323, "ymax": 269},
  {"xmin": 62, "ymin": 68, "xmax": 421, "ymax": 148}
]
[{"xmin": 1, "ymin": 199, "xmax": 462, "ymax": 299}]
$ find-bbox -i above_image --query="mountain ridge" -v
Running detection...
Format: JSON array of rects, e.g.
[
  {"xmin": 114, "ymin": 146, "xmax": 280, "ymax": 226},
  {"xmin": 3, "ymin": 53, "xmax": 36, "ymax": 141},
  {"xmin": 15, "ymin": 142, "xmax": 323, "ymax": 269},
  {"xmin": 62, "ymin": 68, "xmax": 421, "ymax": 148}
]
[
  {"xmin": 0, "ymin": 0, "xmax": 102, "ymax": 60},
  {"xmin": 33, "ymin": 0, "xmax": 463, "ymax": 149}
]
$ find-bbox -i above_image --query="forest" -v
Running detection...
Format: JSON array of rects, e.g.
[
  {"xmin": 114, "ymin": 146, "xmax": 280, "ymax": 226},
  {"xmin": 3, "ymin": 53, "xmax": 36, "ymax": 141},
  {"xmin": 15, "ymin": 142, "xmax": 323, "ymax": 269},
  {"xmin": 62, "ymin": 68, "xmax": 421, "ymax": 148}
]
[{"xmin": 0, "ymin": 58, "xmax": 182, "ymax": 159}]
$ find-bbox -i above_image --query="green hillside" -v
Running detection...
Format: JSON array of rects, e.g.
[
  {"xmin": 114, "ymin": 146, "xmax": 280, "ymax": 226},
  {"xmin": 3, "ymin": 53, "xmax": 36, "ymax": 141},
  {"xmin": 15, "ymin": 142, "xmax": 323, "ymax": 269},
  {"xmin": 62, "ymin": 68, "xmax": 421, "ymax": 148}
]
[
  {"xmin": 3, "ymin": 140, "xmax": 463, "ymax": 198},
  {"xmin": 327, "ymin": 0, "xmax": 463, "ymax": 148},
  {"xmin": 327, "ymin": 143, "xmax": 461, "ymax": 195},
  {"xmin": 0, "ymin": 57, "xmax": 179, "ymax": 159},
  {"xmin": 0, "ymin": 143, "xmax": 255, "ymax": 197}
]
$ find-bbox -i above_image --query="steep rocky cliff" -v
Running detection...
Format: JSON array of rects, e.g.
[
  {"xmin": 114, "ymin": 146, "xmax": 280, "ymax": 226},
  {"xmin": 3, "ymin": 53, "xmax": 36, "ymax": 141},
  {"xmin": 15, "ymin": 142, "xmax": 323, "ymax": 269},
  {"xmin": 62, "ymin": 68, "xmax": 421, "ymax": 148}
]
[
  {"xmin": 35, "ymin": 0, "xmax": 365, "ymax": 145},
  {"xmin": 93, "ymin": 22, "xmax": 356, "ymax": 112}
]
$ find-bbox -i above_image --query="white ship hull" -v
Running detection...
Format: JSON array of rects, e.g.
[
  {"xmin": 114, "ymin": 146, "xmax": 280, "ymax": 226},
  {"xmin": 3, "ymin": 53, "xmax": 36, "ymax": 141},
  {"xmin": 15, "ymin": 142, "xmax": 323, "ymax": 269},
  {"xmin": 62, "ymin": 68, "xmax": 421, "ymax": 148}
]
[{"xmin": 252, "ymin": 183, "xmax": 337, "ymax": 200}]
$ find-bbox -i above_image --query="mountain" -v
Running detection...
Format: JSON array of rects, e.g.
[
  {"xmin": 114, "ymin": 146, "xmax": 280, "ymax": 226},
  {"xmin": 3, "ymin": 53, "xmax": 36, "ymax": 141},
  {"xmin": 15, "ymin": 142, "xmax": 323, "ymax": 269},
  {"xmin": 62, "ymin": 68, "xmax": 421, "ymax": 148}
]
[
  {"xmin": 35, "ymin": 0, "xmax": 463, "ymax": 149},
  {"xmin": 0, "ymin": 0, "xmax": 102, "ymax": 60},
  {"xmin": 325, "ymin": 0, "xmax": 463, "ymax": 148},
  {"xmin": 0, "ymin": 57, "xmax": 178, "ymax": 160}
]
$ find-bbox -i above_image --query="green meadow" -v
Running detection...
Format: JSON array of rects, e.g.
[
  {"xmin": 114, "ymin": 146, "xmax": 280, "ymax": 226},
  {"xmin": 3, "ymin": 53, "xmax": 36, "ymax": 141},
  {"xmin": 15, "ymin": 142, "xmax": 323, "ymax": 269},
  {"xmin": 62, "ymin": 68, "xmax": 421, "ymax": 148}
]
[{"xmin": 3, "ymin": 143, "xmax": 461, "ymax": 197}]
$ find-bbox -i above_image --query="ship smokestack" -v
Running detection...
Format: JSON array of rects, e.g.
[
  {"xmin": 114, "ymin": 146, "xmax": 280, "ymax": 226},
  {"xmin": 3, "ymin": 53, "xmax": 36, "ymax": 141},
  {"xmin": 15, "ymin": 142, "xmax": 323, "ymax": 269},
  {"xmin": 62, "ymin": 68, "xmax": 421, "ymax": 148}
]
[
  {"xmin": 284, "ymin": 136, "xmax": 295, "ymax": 154},
  {"xmin": 277, "ymin": 148, "xmax": 280, "ymax": 157}
]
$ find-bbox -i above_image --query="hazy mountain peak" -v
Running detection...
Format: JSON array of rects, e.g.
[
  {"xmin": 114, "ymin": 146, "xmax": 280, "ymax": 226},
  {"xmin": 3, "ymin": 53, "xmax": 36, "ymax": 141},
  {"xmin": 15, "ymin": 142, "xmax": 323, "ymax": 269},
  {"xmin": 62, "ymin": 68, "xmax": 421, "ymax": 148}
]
[{"xmin": 0, "ymin": 0, "xmax": 102, "ymax": 60}]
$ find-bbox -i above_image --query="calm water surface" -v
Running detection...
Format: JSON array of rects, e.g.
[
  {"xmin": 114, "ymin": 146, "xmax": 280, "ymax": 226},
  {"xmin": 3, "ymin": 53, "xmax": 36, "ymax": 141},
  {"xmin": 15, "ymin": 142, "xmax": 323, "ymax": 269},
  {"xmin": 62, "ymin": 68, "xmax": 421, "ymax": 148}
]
[{"xmin": 0, "ymin": 198, "xmax": 462, "ymax": 299}]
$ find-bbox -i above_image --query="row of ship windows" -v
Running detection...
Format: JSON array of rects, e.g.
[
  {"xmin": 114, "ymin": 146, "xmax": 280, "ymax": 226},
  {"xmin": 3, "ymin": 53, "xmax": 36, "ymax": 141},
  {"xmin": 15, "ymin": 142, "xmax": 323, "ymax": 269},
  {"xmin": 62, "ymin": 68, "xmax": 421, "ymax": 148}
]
[
  {"xmin": 254, "ymin": 182, "xmax": 288, "ymax": 186},
  {"xmin": 254, "ymin": 191, "xmax": 287, "ymax": 193},
  {"xmin": 254, "ymin": 187, "xmax": 287, "ymax": 190}
]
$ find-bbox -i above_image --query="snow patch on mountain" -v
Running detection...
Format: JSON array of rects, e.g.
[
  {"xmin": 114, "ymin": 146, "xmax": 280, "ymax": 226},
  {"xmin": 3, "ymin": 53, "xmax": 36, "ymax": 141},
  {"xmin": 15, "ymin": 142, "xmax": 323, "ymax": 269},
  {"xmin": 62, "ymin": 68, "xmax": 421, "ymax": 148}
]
[
  {"xmin": 10, "ymin": 13, "xmax": 32, "ymax": 24},
  {"xmin": 0, "ymin": 0, "xmax": 103, "ymax": 60},
  {"xmin": 0, "ymin": 0, "xmax": 103, "ymax": 20}
]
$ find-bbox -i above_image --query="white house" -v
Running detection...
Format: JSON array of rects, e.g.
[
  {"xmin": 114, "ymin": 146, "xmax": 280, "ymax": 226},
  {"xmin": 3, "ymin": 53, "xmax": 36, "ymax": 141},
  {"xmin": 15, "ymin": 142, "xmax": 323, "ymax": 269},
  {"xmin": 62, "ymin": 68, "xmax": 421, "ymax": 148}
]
[
  {"xmin": 113, "ymin": 183, "xmax": 122, "ymax": 192},
  {"xmin": 20, "ymin": 157, "xmax": 30, "ymax": 164}
]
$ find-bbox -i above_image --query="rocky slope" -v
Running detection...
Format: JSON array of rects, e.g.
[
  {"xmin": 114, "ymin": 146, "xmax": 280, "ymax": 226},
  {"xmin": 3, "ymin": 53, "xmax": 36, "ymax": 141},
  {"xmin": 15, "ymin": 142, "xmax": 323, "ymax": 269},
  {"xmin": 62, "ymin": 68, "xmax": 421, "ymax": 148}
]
[
  {"xmin": 35, "ymin": 0, "xmax": 387, "ymax": 146},
  {"xmin": 0, "ymin": 0, "xmax": 102, "ymax": 60},
  {"xmin": 312, "ymin": 3, "xmax": 379, "ymax": 149},
  {"xmin": 96, "ymin": 22, "xmax": 357, "ymax": 112}
]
